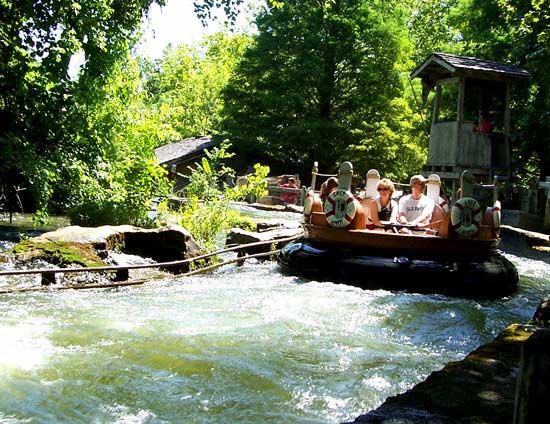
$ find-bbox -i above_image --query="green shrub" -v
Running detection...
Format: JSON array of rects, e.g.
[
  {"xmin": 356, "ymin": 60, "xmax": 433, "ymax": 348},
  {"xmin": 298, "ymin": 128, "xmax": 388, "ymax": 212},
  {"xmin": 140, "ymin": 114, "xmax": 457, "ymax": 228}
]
[
  {"xmin": 179, "ymin": 197, "xmax": 255, "ymax": 251},
  {"xmin": 227, "ymin": 163, "xmax": 270, "ymax": 202}
]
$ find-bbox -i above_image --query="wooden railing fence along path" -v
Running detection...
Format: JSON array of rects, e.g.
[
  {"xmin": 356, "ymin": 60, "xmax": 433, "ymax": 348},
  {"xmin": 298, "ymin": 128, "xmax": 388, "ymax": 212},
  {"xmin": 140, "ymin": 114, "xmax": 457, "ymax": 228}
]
[{"xmin": 0, "ymin": 233, "xmax": 303, "ymax": 294}]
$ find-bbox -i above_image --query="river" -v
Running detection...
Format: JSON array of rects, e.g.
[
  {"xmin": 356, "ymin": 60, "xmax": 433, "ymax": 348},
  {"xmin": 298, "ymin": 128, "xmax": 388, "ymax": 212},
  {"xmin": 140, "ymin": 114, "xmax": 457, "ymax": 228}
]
[{"xmin": 0, "ymin": 211, "xmax": 548, "ymax": 424}]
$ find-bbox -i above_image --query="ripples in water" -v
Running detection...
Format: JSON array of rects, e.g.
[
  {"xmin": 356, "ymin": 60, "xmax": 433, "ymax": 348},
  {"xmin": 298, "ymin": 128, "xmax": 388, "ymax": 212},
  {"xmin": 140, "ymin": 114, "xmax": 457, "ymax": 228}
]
[{"xmin": 0, "ymin": 219, "xmax": 549, "ymax": 423}]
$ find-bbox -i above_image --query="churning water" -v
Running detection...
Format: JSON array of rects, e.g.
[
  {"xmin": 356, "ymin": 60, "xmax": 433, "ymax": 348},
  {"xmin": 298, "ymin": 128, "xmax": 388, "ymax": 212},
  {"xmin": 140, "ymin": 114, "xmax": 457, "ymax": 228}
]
[{"xmin": 0, "ymin": 216, "xmax": 548, "ymax": 423}]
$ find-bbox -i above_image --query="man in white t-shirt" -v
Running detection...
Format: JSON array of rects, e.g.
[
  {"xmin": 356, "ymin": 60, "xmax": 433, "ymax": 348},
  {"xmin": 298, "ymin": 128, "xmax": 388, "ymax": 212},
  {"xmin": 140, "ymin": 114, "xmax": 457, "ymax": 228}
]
[{"xmin": 398, "ymin": 175, "xmax": 435, "ymax": 225}]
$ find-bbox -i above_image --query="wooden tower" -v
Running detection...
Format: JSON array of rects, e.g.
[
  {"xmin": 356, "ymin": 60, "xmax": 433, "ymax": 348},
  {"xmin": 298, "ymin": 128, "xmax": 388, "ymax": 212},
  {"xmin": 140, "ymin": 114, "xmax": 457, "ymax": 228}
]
[{"xmin": 410, "ymin": 53, "xmax": 529, "ymax": 183}]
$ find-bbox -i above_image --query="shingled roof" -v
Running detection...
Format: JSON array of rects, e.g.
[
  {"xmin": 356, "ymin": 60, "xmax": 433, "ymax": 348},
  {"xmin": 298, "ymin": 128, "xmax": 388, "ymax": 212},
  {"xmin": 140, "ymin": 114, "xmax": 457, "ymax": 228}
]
[
  {"xmin": 154, "ymin": 136, "xmax": 216, "ymax": 166},
  {"xmin": 411, "ymin": 52, "xmax": 530, "ymax": 81}
]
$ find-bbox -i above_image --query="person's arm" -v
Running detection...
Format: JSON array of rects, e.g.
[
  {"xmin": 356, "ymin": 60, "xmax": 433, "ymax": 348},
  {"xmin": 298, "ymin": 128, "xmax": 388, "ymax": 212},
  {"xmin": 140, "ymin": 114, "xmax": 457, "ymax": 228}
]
[
  {"xmin": 398, "ymin": 198, "xmax": 408, "ymax": 223},
  {"xmin": 368, "ymin": 201, "xmax": 383, "ymax": 227},
  {"xmin": 389, "ymin": 199, "xmax": 399, "ymax": 223},
  {"xmin": 410, "ymin": 198, "xmax": 435, "ymax": 224}
]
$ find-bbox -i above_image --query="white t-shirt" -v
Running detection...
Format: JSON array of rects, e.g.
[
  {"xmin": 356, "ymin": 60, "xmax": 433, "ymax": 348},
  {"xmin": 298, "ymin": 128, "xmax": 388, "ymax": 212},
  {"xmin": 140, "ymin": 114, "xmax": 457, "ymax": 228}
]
[{"xmin": 398, "ymin": 194, "xmax": 435, "ymax": 224}]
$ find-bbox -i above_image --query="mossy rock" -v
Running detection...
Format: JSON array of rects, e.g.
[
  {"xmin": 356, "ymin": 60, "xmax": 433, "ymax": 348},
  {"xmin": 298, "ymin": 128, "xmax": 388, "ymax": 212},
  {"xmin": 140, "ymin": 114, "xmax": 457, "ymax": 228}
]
[{"xmin": 13, "ymin": 240, "xmax": 106, "ymax": 268}]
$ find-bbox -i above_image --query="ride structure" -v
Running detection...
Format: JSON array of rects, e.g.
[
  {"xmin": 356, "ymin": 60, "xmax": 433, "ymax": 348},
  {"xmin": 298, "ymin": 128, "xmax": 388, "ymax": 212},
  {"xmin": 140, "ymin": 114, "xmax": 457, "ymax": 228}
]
[
  {"xmin": 278, "ymin": 161, "xmax": 518, "ymax": 300},
  {"xmin": 410, "ymin": 52, "xmax": 529, "ymax": 188}
]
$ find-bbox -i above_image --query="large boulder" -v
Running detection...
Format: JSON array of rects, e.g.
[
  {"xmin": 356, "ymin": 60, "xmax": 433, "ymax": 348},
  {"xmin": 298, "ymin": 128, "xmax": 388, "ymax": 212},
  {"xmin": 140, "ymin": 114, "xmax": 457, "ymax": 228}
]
[{"xmin": 18, "ymin": 224, "xmax": 201, "ymax": 267}]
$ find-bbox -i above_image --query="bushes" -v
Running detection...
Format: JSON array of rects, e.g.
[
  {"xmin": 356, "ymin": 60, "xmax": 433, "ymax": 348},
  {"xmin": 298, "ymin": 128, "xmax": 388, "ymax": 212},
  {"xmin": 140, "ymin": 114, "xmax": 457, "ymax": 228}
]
[{"xmin": 179, "ymin": 197, "xmax": 255, "ymax": 251}]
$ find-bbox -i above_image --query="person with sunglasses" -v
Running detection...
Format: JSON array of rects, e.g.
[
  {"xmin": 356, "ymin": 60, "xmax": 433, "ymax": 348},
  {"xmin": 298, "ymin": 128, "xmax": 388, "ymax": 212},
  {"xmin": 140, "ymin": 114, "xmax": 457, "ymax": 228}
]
[{"xmin": 367, "ymin": 178, "xmax": 398, "ymax": 230}]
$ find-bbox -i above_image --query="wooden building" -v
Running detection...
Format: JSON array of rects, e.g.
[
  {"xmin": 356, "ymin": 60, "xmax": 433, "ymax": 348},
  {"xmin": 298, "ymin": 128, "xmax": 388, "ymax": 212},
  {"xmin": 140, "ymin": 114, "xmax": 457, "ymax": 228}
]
[
  {"xmin": 154, "ymin": 136, "xmax": 216, "ymax": 183},
  {"xmin": 411, "ymin": 53, "xmax": 529, "ymax": 183}
]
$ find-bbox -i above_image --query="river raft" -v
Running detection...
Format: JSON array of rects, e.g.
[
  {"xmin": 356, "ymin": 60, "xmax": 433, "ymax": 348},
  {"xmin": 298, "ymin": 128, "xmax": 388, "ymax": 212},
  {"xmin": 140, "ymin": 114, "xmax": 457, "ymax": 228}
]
[{"xmin": 278, "ymin": 162, "xmax": 519, "ymax": 300}]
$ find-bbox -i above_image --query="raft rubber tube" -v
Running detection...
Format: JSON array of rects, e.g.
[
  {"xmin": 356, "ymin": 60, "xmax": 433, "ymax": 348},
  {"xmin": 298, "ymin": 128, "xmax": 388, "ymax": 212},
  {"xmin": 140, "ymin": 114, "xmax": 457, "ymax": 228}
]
[{"xmin": 278, "ymin": 239, "xmax": 518, "ymax": 300}]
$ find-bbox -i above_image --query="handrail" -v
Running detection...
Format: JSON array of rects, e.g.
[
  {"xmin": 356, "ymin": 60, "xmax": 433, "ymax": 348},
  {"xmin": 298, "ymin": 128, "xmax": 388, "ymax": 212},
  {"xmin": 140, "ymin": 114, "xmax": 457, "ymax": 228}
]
[
  {"xmin": 313, "ymin": 172, "xmax": 338, "ymax": 178},
  {"xmin": 0, "ymin": 250, "xmax": 283, "ymax": 294},
  {"xmin": 0, "ymin": 233, "xmax": 303, "ymax": 277}
]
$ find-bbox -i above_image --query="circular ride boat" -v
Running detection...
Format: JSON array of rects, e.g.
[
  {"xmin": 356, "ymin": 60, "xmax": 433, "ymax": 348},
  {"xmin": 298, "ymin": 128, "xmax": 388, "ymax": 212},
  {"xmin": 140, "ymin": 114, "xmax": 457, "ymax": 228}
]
[{"xmin": 278, "ymin": 162, "xmax": 518, "ymax": 300}]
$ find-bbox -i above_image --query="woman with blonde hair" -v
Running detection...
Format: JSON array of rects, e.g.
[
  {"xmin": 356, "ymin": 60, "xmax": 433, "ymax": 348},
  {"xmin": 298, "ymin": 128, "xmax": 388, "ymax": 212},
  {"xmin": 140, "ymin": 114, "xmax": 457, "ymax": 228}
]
[{"xmin": 367, "ymin": 178, "xmax": 398, "ymax": 229}]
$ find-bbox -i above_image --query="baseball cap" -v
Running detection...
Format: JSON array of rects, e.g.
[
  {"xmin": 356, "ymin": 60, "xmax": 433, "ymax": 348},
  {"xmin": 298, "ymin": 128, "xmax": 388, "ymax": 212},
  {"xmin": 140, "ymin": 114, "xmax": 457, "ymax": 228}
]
[{"xmin": 410, "ymin": 174, "xmax": 428, "ymax": 185}]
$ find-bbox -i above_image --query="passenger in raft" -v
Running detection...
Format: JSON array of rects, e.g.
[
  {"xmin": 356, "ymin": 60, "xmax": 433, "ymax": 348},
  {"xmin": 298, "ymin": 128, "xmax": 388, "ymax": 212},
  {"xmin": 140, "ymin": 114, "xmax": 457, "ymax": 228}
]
[
  {"xmin": 367, "ymin": 178, "xmax": 398, "ymax": 230},
  {"xmin": 398, "ymin": 175, "xmax": 435, "ymax": 228},
  {"xmin": 320, "ymin": 177, "xmax": 338, "ymax": 208}
]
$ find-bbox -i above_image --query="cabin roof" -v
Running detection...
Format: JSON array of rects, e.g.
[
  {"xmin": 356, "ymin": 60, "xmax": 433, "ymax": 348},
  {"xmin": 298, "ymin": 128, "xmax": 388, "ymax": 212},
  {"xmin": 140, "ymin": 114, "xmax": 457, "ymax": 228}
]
[
  {"xmin": 411, "ymin": 52, "xmax": 530, "ymax": 82},
  {"xmin": 154, "ymin": 136, "xmax": 216, "ymax": 165}
]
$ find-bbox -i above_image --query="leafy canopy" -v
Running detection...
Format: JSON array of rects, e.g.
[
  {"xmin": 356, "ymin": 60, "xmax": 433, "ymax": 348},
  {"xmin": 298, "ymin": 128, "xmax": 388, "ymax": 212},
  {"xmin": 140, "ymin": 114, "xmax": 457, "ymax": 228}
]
[{"xmin": 221, "ymin": 0, "xmax": 425, "ymax": 181}]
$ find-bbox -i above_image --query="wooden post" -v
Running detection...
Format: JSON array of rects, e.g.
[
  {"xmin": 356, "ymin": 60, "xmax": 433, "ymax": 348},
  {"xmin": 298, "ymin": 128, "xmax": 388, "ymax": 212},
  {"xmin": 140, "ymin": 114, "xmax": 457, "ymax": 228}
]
[
  {"xmin": 115, "ymin": 268, "xmax": 129, "ymax": 281},
  {"xmin": 41, "ymin": 272, "xmax": 56, "ymax": 286},
  {"xmin": 460, "ymin": 170, "xmax": 475, "ymax": 197},
  {"xmin": 544, "ymin": 192, "xmax": 550, "ymax": 231},
  {"xmin": 311, "ymin": 162, "xmax": 318, "ymax": 191}
]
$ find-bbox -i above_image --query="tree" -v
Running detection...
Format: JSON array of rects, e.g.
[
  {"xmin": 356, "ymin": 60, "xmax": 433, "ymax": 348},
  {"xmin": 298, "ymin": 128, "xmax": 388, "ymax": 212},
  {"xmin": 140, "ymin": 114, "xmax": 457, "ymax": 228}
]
[
  {"xmin": 0, "ymin": 0, "xmax": 245, "ymax": 221},
  {"xmin": 448, "ymin": 0, "xmax": 550, "ymax": 182},
  {"xmin": 221, "ymin": 0, "xmax": 425, "ymax": 181},
  {"xmin": 0, "ymin": 0, "xmax": 166, "ymax": 214},
  {"xmin": 404, "ymin": 0, "xmax": 460, "ymax": 64},
  {"xmin": 142, "ymin": 32, "xmax": 251, "ymax": 141}
]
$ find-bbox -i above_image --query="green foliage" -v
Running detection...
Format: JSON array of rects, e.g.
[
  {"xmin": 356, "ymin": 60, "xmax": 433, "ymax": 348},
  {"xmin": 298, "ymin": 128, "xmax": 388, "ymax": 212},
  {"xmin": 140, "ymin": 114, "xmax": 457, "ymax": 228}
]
[
  {"xmin": 141, "ymin": 33, "xmax": 251, "ymax": 141},
  {"xmin": 180, "ymin": 144, "xmax": 263, "ymax": 250},
  {"xmin": 221, "ymin": 0, "xmax": 416, "ymax": 176},
  {"xmin": 179, "ymin": 197, "xmax": 255, "ymax": 251},
  {"xmin": 185, "ymin": 140, "xmax": 235, "ymax": 200},
  {"xmin": 403, "ymin": 0, "xmax": 461, "ymax": 64},
  {"xmin": 67, "ymin": 156, "xmax": 170, "ymax": 227},
  {"xmin": 227, "ymin": 163, "xmax": 270, "ymax": 202},
  {"xmin": 61, "ymin": 54, "xmax": 172, "ymax": 227},
  {"xmin": 0, "ymin": 0, "xmax": 170, "ymax": 224}
]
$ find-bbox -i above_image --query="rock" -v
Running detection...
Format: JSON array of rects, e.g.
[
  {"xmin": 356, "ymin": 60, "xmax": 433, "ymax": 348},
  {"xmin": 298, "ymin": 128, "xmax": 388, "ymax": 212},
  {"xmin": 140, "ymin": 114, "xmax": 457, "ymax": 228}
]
[
  {"xmin": 13, "ymin": 240, "xmax": 106, "ymax": 268},
  {"xmin": 247, "ymin": 202, "xmax": 303, "ymax": 214},
  {"xmin": 532, "ymin": 298, "xmax": 550, "ymax": 325},
  {"xmin": 256, "ymin": 219, "xmax": 302, "ymax": 232},
  {"xmin": 18, "ymin": 224, "xmax": 201, "ymax": 268},
  {"xmin": 514, "ymin": 328, "xmax": 550, "ymax": 424},
  {"xmin": 257, "ymin": 195, "xmax": 287, "ymax": 206},
  {"xmin": 499, "ymin": 226, "xmax": 550, "ymax": 264}
]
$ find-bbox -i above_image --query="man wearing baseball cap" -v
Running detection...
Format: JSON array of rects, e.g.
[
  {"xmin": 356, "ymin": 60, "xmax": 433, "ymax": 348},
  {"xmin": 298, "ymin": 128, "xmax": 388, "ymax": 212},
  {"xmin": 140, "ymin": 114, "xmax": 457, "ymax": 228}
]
[{"xmin": 398, "ymin": 174, "xmax": 435, "ymax": 226}]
